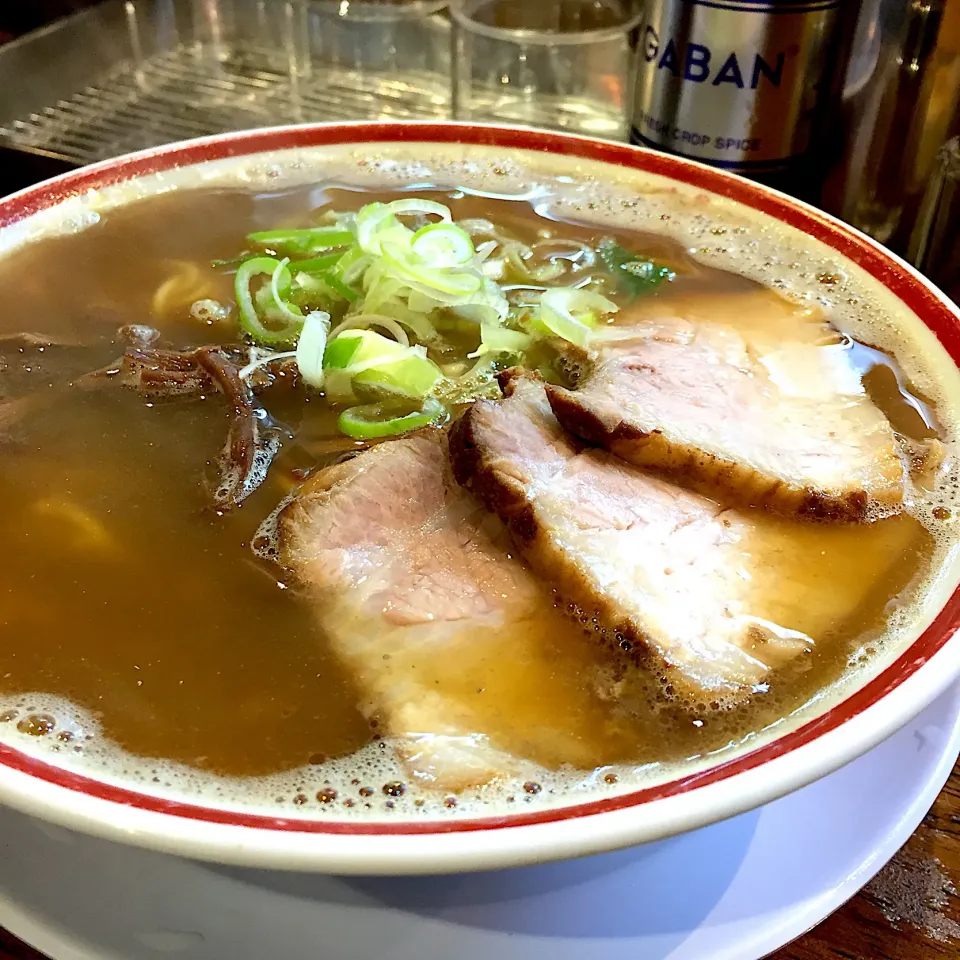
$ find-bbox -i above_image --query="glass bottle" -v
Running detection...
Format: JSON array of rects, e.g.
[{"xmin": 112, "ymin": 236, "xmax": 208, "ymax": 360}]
[{"xmin": 822, "ymin": 0, "xmax": 960, "ymax": 252}]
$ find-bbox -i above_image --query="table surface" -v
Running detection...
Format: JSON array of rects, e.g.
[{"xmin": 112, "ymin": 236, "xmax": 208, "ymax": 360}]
[{"xmin": 0, "ymin": 760, "xmax": 957, "ymax": 960}]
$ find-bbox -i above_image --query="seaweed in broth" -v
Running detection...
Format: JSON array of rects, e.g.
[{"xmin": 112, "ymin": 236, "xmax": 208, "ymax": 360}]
[{"xmin": 0, "ymin": 183, "xmax": 939, "ymax": 805}]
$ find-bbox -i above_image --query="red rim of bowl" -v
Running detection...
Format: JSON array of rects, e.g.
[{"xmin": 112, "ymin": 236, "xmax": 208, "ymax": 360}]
[{"xmin": 2, "ymin": 122, "xmax": 959, "ymax": 837}]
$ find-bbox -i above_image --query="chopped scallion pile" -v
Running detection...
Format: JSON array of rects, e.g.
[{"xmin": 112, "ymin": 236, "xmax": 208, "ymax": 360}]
[{"xmin": 213, "ymin": 197, "xmax": 674, "ymax": 439}]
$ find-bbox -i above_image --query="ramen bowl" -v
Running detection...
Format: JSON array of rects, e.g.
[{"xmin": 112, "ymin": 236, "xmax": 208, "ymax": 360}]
[{"xmin": 0, "ymin": 122, "xmax": 959, "ymax": 875}]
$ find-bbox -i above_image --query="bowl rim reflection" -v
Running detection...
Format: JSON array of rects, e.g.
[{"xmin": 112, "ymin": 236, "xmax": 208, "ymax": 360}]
[{"xmin": 1, "ymin": 120, "xmax": 959, "ymax": 874}]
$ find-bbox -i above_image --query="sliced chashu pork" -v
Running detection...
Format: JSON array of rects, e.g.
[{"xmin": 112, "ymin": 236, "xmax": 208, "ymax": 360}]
[
  {"xmin": 547, "ymin": 291, "xmax": 905, "ymax": 520},
  {"xmin": 450, "ymin": 372, "xmax": 922, "ymax": 698},
  {"xmin": 278, "ymin": 431, "xmax": 628, "ymax": 791}
]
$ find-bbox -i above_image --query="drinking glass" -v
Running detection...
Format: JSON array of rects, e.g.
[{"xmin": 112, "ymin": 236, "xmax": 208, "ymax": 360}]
[
  {"xmin": 450, "ymin": 0, "xmax": 641, "ymax": 140},
  {"xmin": 188, "ymin": 0, "xmax": 312, "ymax": 78},
  {"xmin": 304, "ymin": 0, "xmax": 452, "ymax": 119},
  {"xmin": 910, "ymin": 137, "xmax": 960, "ymax": 306}
]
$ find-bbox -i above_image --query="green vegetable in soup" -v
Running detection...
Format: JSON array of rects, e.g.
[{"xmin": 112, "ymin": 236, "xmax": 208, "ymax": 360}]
[
  {"xmin": 216, "ymin": 198, "xmax": 673, "ymax": 438},
  {"xmin": 598, "ymin": 238, "xmax": 676, "ymax": 300}
]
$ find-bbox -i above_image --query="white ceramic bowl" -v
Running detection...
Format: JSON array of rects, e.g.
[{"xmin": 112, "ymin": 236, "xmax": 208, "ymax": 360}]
[{"xmin": 1, "ymin": 122, "xmax": 959, "ymax": 875}]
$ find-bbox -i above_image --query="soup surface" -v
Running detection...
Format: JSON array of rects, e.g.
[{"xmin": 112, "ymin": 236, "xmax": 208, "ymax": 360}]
[{"xmin": 0, "ymin": 154, "xmax": 956, "ymax": 818}]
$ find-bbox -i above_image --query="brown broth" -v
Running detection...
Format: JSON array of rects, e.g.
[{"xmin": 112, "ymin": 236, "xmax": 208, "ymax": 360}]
[{"xmin": 0, "ymin": 183, "xmax": 941, "ymax": 797}]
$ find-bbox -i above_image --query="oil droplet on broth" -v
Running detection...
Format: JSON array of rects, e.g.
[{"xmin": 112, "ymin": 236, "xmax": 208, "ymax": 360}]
[{"xmin": 17, "ymin": 714, "xmax": 56, "ymax": 737}]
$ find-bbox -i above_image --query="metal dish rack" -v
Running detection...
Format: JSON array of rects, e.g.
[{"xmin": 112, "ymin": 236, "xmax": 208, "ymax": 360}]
[{"xmin": 0, "ymin": 0, "xmax": 452, "ymax": 167}]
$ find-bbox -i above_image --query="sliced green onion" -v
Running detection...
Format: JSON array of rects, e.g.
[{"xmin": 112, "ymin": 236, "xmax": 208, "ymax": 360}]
[
  {"xmin": 296, "ymin": 270, "xmax": 359, "ymax": 304},
  {"xmin": 381, "ymin": 242, "xmax": 482, "ymax": 297},
  {"xmin": 337, "ymin": 246, "xmax": 372, "ymax": 285},
  {"xmin": 323, "ymin": 332, "xmax": 364, "ymax": 370},
  {"xmin": 355, "ymin": 199, "xmax": 453, "ymax": 257},
  {"xmin": 449, "ymin": 277, "xmax": 511, "ymax": 325},
  {"xmin": 323, "ymin": 329, "xmax": 410, "ymax": 370},
  {"xmin": 388, "ymin": 312, "xmax": 442, "ymax": 346},
  {"xmin": 247, "ymin": 228, "xmax": 354, "ymax": 255},
  {"xmin": 353, "ymin": 353, "xmax": 442, "ymax": 399},
  {"xmin": 338, "ymin": 398, "xmax": 446, "ymax": 440},
  {"xmin": 385, "ymin": 199, "xmax": 453, "ymax": 221},
  {"xmin": 470, "ymin": 325, "xmax": 534, "ymax": 359},
  {"xmin": 271, "ymin": 259, "xmax": 304, "ymax": 326},
  {"xmin": 537, "ymin": 288, "xmax": 619, "ymax": 348},
  {"xmin": 360, "ymin": 266, "xmax": 400, "ymax": 312},
  {"xmin": 355, "ymin": 204, "xmax": 406, "ymax": 256},
  {"xmin": 411, "ymin": 222, "xmax": 474, "ymax": 266},
  {"xmin": 318, "ymin": 272, "xmax": 360, "ymax": 302},
  {"xmin": 322, "ymin": 329, "xmax": 434, "ymax": 403},
  {"xmin": 295, "ymin": 311, "xmax": 331, "ymax": 389},
  {"xmin": 355, "ymin": 203, "xmax": 391, "ymax": 253},
  {"xmin": 234, "ymin": 256, "xmax": 304, "ymax": 345},
  {"xmin": 329, "ymin": 314, "xmax": 410, "ymax": 347},
  {"xmin": 333, "ymin": 306, "xmax": 443, "ymax": 350},
  {"xmin": 295, "ymin": 252, "xmax": 345, "ymax": 273},
  {"xmin": 232, "ymin": 199, "xmax": 627, "ymax": 386}
]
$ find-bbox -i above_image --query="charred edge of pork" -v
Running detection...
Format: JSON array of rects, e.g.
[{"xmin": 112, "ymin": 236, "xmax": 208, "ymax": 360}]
[
  {"xmin": 448, "ymin": 402, "xmax": 540, "ymax": 549},
  {"xmin": 547, "ymin": 383, "xmax": 877, "ymax": 523}
]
